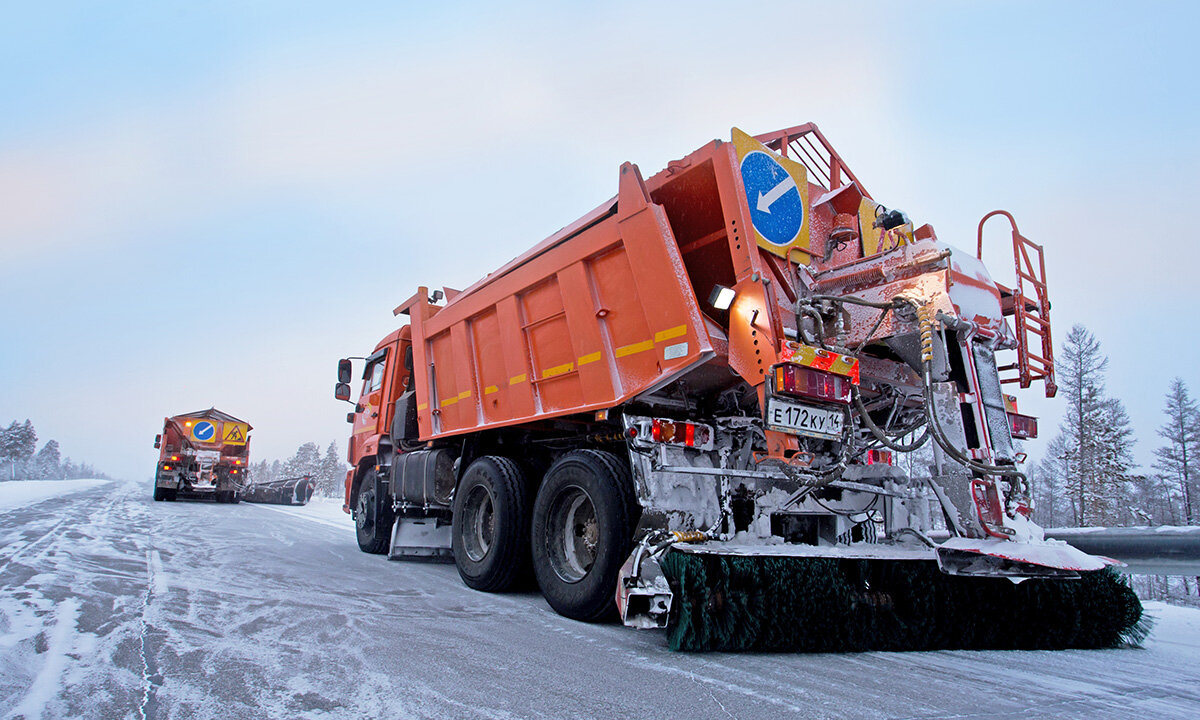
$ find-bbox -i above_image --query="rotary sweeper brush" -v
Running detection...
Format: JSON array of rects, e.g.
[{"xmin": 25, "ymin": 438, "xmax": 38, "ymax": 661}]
[{"xmin": 334, "ymin": 123, "xmax": 1144, "ymax": 652}]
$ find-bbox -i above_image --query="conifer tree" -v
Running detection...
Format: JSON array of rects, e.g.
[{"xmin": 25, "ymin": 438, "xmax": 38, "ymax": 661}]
[
  {"xmin": 1154, "ymin": 378, "xmax": 1199, "ymax": 524},
  {"xmin": 1051, "ymin": 325, "xmax": 1136, "ymax": 525}
]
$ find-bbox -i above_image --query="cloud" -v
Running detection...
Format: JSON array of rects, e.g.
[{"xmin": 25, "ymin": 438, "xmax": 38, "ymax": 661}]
[{"xmin": 0, "ymin": 5, "xmax": 899, "ymax": 270}]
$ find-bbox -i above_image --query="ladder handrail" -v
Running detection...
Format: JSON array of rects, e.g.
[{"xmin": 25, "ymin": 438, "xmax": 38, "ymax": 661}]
[{"xmin": 977, "ymin": 211, "xmax": 1057, "ymax": 398}]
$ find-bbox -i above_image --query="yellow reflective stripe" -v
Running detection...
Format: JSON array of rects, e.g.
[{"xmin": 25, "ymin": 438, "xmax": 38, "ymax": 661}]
[
  {"xmin": 542, "ymin": 362, "xmax": 574, "ymax": 379},
  {"xmin": 457, "ymin": 390, "xmax": 472, "ymax": 400},
  {"xmin": 654, "ymin": 325, "xmax": 687, "ymax": 343},
  {"xmin": 615, "ymin": 339, "xmax": 654, "ymax": 357},
  {"xmin": 509, "ymin": 374, "xmax": 527, "ymax": 385},
  {"xmin": 577, "ymin": 351, "xmax": 601, "ymax": 366},
  {"xmin": 417, "ymin": 403, "xmax": 428, "ymax": 411},
  {"xmin": 484, "ymin": 385, "xmax": 499, "ymax": 395},
  {"xmin": 440, "ymin": 396, "xmax": 458, "ymax": 407}
]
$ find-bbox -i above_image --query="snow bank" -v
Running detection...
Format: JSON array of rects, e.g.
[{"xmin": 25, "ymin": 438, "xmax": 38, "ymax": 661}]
[
  {"xmin": 0, "ymin": 479, "xmax": 111, "ymax": 514},
  {"xmin": 1143, "ymin": 601, "xmax": 1200, "ymax": 657}
]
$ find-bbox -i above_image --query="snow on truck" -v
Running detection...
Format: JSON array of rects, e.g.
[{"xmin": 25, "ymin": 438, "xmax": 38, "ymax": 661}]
[
  {"xmin": 153, "ymin": 408, "xmax": 250, "ymax": 503},
  {"xmin": 335, "ymin": 124, "xmax": 1144, "ymax": 652}
]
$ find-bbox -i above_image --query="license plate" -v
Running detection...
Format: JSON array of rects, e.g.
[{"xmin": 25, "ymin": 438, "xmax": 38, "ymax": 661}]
[{"xmin": 766, "ymin": 398, "xmax": 845, "ymax": 440}]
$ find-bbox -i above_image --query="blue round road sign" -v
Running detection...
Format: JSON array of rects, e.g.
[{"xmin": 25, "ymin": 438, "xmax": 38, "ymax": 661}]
[
  {"xmin": 740, "ymin": 151, "xmax": 804, "ymax": 247},
  {"xmin": 193, "ymin": 421, "xmax": 215, "ymax": 441}
]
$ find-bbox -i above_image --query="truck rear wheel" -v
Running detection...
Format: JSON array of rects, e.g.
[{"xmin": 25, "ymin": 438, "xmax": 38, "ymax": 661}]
[
  {"xmin": 452, "ymin": 456, "xmax": 531, "ymax": 592},
  {"xmin": 531, "ymin": 449, "xmax": 637, "ymax": 622},
  {"xmin": 355, "ymin": 471, "xmax": 393, "ymax": 554},
  {"xmin": 153, "ymin": 487, "xmax": 165, "ymax": 501}
]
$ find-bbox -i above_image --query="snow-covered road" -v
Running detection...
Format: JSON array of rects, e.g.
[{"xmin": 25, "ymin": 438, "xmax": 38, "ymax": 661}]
[{"xmin": 1, "ymin": 480, "xmax": 1198, "ymax": 719}]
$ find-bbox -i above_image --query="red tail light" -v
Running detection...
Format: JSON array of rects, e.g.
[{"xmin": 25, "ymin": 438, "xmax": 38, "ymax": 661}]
[
  {"xmin": 774, "ymin": 364, "xmax": 852, "ymax": 405},
  {"xmin": 649, "ymin": 418, "xmax": 713, "ymax": 450},
  {"xmin": 865, "ymin": 449, "xmax": 893, "ymax": 465},
  {"xmin": 162, "ymin": 464, "xmax": 172, "ymax": 471},
  {"xmin": 1008, "ymin": 412, "xmax": 1038, "ymax": 439}
]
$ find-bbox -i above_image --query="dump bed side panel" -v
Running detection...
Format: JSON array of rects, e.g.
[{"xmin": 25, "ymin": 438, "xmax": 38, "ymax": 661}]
[{"xmin": 414, "ymin": 169, "xmax": 714, "ymax": 440}]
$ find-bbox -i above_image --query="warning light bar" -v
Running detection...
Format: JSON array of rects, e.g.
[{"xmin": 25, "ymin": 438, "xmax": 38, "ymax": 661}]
[
  {"xmin": 774, "ymin": 364, "xmax": 852, "ymax": 405},
  {"xmin": 1008, "ymin": 412, "xmax": 1038, "ymax": 439}
]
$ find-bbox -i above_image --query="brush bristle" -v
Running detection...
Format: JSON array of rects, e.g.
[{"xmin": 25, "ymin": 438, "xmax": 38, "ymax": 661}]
[{"xmin": 660, "ymin": 550, "xmax": 1143, "ymax": 652}]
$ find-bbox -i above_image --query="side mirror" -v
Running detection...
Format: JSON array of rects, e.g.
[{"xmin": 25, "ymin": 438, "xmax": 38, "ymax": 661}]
[
  {"xmin": 335, "ymin": 382, "xmax": 352, "ymax": 401},
  {"xmin": 153, "ymin": 434, "xmax": 161, "ymax": 449},
  {"xmin": 338, "ymin": 359, "xmax": 352, "ymax": 384}
]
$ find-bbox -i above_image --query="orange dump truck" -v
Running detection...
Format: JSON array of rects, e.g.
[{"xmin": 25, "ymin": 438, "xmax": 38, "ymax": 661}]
[
  {"xmin": 153, "ymin": 408, "xmax": 251, "ymax": 503},
  {"xmin": 335, "ymin": 124, "xmax": 1141, "ymax": 651}
]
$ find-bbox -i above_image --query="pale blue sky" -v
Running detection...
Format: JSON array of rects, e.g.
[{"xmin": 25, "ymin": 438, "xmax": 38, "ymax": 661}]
[{"xmin": 2, "ymin": 1, "xmax": 1197, "ymax": 480}]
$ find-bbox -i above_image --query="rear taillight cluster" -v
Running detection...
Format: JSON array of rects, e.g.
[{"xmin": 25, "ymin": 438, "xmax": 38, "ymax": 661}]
[
  {"xmin": 1008, "ymin": 412, "xmax": 1038, "ymax": 439},
  {"xmin": 774, "ymin": 364, "xmax": 852, "ymax": 405},
  {"xmin": 865, "ymin": 449, "xmax": 892, "ymax": 465},
  {"xmin": 627, "ymin": 418, "xmax": 714, "ymax": 451}
]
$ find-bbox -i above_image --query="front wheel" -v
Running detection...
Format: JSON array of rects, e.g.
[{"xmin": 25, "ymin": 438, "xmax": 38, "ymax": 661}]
[
  {"xmin": 531, "ymin": 450, "xmax": 637, "ymax": 622},
  {"xmin": 355, "ymin": 472, "xmax": 393, "ymax": 554},
  {"xmin": 452, "ymin": 456, "xmax": 531, "ymax": 592}
]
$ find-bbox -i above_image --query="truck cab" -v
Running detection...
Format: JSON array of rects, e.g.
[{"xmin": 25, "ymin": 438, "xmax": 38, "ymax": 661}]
[{"xmin": 337, "ymin": 327, "xmax": 414, "ymax": 516}]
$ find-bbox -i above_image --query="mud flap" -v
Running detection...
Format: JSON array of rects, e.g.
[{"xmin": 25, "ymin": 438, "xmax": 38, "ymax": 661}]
[{"xmin": 388, "ymin": 517, "xmax": 454, "ymax": 562}]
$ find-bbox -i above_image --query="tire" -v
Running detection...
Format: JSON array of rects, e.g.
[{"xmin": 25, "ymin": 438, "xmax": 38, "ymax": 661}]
[
  {"xmin": 164, "ymin": 490, "xmax": 177, "ymax": 501},
  {"xmin": 355, "ymin": 471, "xmax": 393, "ymax": 554},
  {"xmin": 153, "ymin": 487, "xmax": 165, "ymax": 501},
  {"xmin": 451, "ymin": 456, "xmax": 531, "ymax": 592},
  {"xmin": 531, "ymin": 449, "xmax": 638, "ymax": 622}
]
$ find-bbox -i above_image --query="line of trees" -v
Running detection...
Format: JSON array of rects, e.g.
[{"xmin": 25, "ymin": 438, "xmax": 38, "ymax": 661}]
[
  {"xmin": 1030, "ymin": 324, "xmax": 1199, "ymax": 529},
  {"xmin": 248, "ymin": 441, "xmax": 347, "ymax": 497},
  {"xmin": 0, "ymin": 419, "xmax": 109, "ymax": 481}
]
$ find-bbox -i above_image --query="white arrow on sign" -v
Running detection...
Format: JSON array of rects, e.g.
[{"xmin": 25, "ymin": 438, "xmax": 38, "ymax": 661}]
[{"xmin": 756, "ymin": 176, "xmax": 797, "ymax": 214}]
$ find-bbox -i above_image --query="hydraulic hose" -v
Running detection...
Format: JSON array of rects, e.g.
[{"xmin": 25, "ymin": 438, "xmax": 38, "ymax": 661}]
[
  {"xmin": 853, "ymin": 387, "xmax": 930, "ymax": 452},
  {"xmin": 914, "ymin": 304, "xmax": 1026, "ymax": 483}
]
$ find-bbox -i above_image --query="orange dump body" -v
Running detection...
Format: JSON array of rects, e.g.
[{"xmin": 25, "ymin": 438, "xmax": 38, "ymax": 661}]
[{"xmin": 394, "ymin": 141, "xmax": 799, "ymax": 443}]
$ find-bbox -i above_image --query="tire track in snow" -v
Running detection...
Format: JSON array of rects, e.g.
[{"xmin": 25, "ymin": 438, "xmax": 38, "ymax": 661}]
[
  {"xmin": 4, "ymin": 598, "xmax": 78, "ymax": 720},
  {"xmin": 137, "ymin": 542, "xmax": 169, "ymax": 719},
  {"xmin": 0, "ymin": 517, "xmax": 70, "ymax": 578}
]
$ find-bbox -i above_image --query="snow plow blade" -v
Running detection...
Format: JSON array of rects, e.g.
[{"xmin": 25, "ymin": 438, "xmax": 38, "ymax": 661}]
[
  {"xmin": 657, "ymin": 546, "xmax": 1146, "ymax": 653},
  {"xmin": 935, "ymin": 536, "xmax": 1113, "ymax": 578},
  {"xmin": 239, "ymin": 476, "xmax": 316, "ymax": 505}
]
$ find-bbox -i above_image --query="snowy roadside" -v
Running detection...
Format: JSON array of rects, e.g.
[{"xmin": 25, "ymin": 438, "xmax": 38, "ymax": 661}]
[
  {"xmin": 0, "ymin": 479, "xmax": 112, "ymax": 514},
  {"xmin": 241, "ymin": 494, "xmax": 353, "ymax": 530}
]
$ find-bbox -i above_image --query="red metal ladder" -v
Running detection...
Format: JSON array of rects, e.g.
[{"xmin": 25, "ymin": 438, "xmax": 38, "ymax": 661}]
[{"xmin": 978, "ymin": 211, "xmax": 1057, "ymax": 398}]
